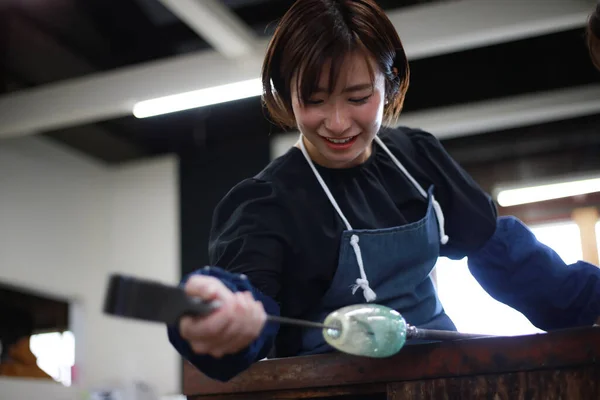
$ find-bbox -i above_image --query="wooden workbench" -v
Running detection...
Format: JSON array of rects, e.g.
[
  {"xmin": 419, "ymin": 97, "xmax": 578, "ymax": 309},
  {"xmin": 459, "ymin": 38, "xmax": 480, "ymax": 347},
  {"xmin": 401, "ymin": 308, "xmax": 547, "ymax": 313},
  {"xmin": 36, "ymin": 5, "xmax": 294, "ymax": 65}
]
[{"xmin": 183, "ymin": 326, "xmax": 600, "ymax": 399}]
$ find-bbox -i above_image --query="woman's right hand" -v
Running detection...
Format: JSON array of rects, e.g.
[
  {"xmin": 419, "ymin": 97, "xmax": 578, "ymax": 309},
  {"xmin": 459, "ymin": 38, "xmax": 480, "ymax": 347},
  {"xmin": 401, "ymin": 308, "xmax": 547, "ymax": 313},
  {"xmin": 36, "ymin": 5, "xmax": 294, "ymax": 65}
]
[{"xmin": 179, "ymin": 275, "xmax": 267, "ymax": 358}]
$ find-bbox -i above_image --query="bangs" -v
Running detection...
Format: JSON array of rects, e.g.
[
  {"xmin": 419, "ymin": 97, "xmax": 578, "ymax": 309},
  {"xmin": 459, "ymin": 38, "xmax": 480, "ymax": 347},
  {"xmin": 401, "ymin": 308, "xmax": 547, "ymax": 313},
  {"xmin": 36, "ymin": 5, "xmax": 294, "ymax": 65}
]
[
  {"xmin": 261, "ymin": 0, "xmax": 410, "ymax": 129},
  {"xmin": 288, "ymin": 37, "xmax": 376, "ymax": 105}
]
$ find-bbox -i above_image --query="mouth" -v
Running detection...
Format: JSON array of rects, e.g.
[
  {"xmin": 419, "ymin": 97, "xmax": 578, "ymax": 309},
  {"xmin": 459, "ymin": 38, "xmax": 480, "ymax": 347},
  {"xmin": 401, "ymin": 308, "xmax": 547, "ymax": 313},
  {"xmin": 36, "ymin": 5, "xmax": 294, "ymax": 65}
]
[{"xmin": 322, "ymin": 135, "xmax": 358, "ymax": 144}]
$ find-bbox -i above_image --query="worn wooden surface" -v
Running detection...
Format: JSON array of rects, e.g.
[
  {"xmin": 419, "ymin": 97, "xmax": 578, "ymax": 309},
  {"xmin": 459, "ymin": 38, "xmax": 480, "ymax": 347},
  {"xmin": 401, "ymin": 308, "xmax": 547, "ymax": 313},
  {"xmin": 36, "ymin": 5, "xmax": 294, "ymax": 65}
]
[
  {"xmin": 188, "ymin": 383, "xmax": 386, "ymax": 399},
  {"xmin": 185, "ymin": 327, "xmax": 600, "ymax": 399},
  {"xmin": 387, "ymin": 366, "xmax": 600, "ymax": 399}
]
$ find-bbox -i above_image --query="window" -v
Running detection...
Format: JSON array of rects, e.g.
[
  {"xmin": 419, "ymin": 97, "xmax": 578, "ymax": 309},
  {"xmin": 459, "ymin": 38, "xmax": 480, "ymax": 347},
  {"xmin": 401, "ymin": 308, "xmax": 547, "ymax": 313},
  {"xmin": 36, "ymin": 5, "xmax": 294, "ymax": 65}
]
[
  {"xmin": 530, "ymin": 221, "xmax": 582, "ymax": 265},
  {"xmin": 436, "ymin": 220, "xmax": 582, "ymax": 336},
  {"xmin": 30, "ymin": 331, "xmax": 75, "ymax": 386},
  {"xmin": 0, "ymin": 284, "xmax": 72, "ymax": 385}
]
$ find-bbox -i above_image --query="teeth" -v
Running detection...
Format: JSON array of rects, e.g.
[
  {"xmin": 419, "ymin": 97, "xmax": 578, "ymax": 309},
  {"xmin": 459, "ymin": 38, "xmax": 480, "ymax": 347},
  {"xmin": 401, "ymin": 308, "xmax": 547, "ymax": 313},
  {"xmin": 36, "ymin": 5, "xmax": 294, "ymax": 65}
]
[{"xmin": 326, "ymin": 136, "xmax": 353, "ymax": 144}]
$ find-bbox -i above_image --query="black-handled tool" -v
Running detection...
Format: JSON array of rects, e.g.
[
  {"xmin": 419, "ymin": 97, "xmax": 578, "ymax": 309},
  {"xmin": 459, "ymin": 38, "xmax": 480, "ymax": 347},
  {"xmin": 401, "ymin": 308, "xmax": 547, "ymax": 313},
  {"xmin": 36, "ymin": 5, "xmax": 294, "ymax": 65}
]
[
  {"xmin": 103, "ymin": 273, "xmax": 338, "ymax": 330},
  {"xmin": 103, "ymin": 274, "xmax": 220, "ymax": 325}
]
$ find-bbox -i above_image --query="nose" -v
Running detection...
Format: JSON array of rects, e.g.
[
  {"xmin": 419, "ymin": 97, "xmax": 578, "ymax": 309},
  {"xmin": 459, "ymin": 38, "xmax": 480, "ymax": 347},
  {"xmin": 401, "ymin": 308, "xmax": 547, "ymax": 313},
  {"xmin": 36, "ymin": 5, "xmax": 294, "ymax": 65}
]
[{"xmin": 324, "ymin": 104, "xmax": 351, "ymax": 136}]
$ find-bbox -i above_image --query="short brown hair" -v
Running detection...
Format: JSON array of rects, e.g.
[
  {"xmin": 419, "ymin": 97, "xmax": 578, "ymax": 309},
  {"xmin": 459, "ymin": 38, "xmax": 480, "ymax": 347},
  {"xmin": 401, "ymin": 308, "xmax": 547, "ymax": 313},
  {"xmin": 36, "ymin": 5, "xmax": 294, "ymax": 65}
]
[
  {"xmin": 588, "ymin": 4, "xmax": 600, "ymax": 70},
  {"xmin": 261, "ymin": 0, "xmax": 409, "ymax": 129}
]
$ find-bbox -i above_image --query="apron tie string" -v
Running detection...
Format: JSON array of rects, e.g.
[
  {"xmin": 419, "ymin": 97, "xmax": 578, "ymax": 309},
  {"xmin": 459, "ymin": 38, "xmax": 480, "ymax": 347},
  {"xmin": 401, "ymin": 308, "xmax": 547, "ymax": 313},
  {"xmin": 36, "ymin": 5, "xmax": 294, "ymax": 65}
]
[
  {"xmin": 298, "ymin": 133, "xmax": 446, "ymax": 303},
  {"xmin": 349, "ymin": 234, "xmax": 377, "ymax": 302},
  {"xmin": 432, "ymin": 197, "xmax": 449, "ymax": 245},
  {"xmin": 374, "ymin": 135, "xmax": 450, "ymax": 245}
]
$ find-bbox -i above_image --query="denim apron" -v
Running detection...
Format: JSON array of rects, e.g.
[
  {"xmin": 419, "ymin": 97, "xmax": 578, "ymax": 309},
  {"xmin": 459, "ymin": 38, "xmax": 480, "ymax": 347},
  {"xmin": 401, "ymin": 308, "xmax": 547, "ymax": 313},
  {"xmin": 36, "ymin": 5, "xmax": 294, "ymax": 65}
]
[{"xmin": 298, "ymin": 134, "xmax": 456, "ymax": 355}]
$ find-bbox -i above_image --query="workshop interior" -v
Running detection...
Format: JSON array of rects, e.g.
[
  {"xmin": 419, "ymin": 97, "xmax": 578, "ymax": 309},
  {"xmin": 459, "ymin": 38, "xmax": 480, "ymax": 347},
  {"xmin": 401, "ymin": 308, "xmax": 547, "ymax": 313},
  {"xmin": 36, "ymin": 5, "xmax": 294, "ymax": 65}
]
[{"xmin": 1, "ymin": 0, "xmax": 600, "ymax": 399}]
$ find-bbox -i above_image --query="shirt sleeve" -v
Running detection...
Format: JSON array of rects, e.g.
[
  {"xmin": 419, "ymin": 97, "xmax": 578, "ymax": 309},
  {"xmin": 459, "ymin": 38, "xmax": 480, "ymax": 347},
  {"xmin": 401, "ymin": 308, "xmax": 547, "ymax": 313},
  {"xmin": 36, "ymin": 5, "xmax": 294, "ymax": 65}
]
[
  {"xmin": 167, "ymin": 267, "xmax": 281, "ymax": 382},
  {"xmin": 467, "ymin": 216, "xmax": 600, "ymax": 330},
  {"xmin": 167, "ymin": 178, "xmax": 291, "ymax": 382},
  {"xmin": 208, "ymin": 177, "xmax": 291, "ymax": 299},
  {"xmin": 403, "ymin": 128, "xmax": 498, "ymax": 259}
]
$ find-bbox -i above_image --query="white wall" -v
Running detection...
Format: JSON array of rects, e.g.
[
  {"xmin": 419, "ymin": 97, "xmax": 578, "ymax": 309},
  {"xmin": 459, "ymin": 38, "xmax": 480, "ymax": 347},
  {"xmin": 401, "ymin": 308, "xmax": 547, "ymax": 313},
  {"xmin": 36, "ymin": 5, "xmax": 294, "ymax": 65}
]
[
  {"xmin": 0, "ymin": 136, "xmax": 180, "ymax": 397},
  {"xmin": 0, "ymin": 377, "xmax": 79, "ymax": 400},
  {"xmin": 98, "ymin": 155, "xmax": 180, "ymax": 395}
]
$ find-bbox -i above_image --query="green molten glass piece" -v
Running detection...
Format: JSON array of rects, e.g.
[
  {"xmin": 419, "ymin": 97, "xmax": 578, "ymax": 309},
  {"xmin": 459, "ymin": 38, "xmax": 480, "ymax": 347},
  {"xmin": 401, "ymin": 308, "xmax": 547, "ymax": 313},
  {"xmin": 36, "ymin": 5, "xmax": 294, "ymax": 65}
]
[{"xmin": 322, "ymin": 304, "xmax": 407, "ymax": 358}]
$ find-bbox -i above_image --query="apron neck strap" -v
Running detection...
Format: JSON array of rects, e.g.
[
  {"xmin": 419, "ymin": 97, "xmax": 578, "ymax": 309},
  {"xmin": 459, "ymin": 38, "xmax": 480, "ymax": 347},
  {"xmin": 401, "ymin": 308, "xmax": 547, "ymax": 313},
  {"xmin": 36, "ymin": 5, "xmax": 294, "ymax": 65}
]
[
  {"xmin": 298, "ymin": 135, "xmax": 376, "ymax": 302},
  {"xmin": 298, "ymin": 133, "xmax": 448, "ymax": 244},
  {"xmin": 373, "ymin": 135, "xmax": 449, "ymax": 245},
  {"xmin": 297, "ymin": 132, "xmax": 450, "ymax": 302},
  {"xmin": 298, "ymin": 135, "xmax": 354, "ymax": 231}
]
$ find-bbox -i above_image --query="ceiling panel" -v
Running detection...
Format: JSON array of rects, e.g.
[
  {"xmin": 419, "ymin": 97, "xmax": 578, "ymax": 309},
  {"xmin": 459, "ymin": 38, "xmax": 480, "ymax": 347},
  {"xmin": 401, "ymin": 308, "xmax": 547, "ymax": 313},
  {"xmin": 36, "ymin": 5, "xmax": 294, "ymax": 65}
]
[{"xmin": 0, "ymin": 0, "xmax": 598, "ymax": 166}]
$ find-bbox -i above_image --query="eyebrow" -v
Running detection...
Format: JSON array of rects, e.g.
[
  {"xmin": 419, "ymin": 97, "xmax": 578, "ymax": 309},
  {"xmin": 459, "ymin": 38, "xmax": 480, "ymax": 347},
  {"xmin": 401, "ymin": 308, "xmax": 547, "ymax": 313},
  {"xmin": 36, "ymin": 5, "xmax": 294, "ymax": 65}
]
[{"xmin": 314, "ymin": 83, "xmax": 373, "ymax": 93}]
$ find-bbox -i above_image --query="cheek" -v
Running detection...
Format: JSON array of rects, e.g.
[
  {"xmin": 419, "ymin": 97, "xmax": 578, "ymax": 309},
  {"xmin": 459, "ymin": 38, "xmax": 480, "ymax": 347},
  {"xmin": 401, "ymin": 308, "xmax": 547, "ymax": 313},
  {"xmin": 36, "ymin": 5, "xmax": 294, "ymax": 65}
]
[
  {"xmin": 355, "ymin": 101, "xmax": 383, "ymax": 129},
  {"xmin": 294, "ymin": 108, "xmax": 323, "ymax": 131}
]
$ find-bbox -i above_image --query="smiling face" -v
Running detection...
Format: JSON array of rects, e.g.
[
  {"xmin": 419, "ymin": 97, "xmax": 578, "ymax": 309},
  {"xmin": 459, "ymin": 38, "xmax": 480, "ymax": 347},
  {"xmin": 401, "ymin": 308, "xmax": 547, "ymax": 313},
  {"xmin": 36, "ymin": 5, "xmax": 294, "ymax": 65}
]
[{"xmin": 291, "ymin": 52, "xmax": 386, "ymax": 169}]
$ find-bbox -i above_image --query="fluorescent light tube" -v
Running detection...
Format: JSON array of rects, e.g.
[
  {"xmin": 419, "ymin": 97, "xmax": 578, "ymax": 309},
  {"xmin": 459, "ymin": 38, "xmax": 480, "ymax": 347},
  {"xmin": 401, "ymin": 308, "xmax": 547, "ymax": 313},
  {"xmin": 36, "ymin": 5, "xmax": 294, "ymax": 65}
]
[
  {"xmin": 495, "ymin": 176, "xmax": 600, "ymax": 207},
  {"xmin": 133, "ymin": 78, "xmax": 262, "ymax": 118}
]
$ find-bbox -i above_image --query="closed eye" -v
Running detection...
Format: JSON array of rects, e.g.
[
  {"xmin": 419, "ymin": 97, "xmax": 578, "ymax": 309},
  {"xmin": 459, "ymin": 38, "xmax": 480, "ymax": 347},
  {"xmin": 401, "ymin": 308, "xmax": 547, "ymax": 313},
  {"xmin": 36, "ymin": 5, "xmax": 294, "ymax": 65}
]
[
  {"xmin": 349, "ymin": 95, "xmax": 372, "ymax": 104},
  {"xmin": 304, "ymin": 94, "xmax": 371, "ymax": 106}
]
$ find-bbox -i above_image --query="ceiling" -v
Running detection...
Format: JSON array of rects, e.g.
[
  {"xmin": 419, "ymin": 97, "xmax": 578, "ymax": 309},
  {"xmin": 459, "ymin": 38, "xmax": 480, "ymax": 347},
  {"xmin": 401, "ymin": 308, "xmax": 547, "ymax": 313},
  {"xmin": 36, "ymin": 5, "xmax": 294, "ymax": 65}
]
[
  {"xmin": 0, "ymin": 0, "xmax": 599, "ymax": 166},
  {"xmin": 0, "ymin": 0, "xmax": 598, "ymax": 336}
]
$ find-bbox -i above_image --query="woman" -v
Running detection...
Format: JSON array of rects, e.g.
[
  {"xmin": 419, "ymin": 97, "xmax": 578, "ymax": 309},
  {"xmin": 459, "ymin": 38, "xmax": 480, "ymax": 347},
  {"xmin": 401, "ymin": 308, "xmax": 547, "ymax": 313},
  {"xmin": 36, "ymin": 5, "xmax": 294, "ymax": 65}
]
[
  {"xmin": 589, "ymin": 3, "xmax": 600, "ymax": 69},
  {"xmin": 168, "ymin": 0, "xmax": 600, "ymax": 382}
]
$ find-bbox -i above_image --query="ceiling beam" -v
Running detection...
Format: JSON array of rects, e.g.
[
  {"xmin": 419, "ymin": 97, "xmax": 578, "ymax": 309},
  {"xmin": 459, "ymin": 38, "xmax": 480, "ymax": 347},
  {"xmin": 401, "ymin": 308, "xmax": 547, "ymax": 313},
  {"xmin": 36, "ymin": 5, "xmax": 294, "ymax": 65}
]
[
  {"xmin": 270, "ymin": 84, "xmax": 600, "ymax": 159},
  {"xmin": 157, "ymin": 0, "xmax": 258, "ymax": 58},
  {"xmin": 0, "ymin": 0, "xmax": 594, "ymax": 138},
  {"xmin": 397, "ymin": 84, "xmax": 600, "ymax": 140},
  {"xmin": 443, "ymin": 114, "xmax": 600, "ymax": 166},
  {"xmin": 393, "ymin": 0, "xmax": 594, "ymax": 59}
]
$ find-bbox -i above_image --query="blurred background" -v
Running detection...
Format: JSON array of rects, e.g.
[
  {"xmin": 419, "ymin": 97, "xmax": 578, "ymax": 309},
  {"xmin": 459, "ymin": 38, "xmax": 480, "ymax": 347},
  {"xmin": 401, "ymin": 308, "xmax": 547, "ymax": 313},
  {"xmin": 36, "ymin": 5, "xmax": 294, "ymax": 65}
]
[{"xmin": 0, "ymin": 0, "xmax": 599, "ymax": 398}]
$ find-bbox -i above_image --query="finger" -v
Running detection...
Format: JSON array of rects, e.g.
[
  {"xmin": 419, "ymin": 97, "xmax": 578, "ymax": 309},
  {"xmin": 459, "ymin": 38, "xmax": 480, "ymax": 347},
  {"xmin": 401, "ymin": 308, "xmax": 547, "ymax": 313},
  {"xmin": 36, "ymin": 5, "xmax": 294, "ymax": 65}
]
[
  {"xmin": 179, "ymin": 285, "xmax": 236, "ymax": 342},
  {"xmin": 219, "ymin": 292, "xmax": 265, "ymax": 356},
  {"xmin": 232, "ymin": 294, "xmax": 265, "ymax": 354},
  {"xmin": 184, "ymin": 275, "xmax": 235, "ymax": 304},
  {"xmin": 207, "ymin": 292, "xmax": 255, "ymax": 356},
  {"xmin": 182, "ymin": 311, "xmax": 233, "ymax": 355},
  {"xmin": 185, "ymin": 309, "xmax": 233, "ymax": 344},
  {"xmin": 184, "ymin": 275, "xmax": 216, "ymax": 299},
  {"xmin": 186, "ymin": 293, "xmax": 264, "ymax": 357},
  {"xmin": 179, "ymin": 315, "xmax": 196, "ymax": 340},
  {"xmin": 188, "ymin": 340, "xmax": 209, "ymax": 355},
  {"xmin": 208, "ymin": 292, "xmax": 250, "ymax": 357},
  {"xmin": 230, "ymin": 294, "xmax": 267, "ymax": 354}
]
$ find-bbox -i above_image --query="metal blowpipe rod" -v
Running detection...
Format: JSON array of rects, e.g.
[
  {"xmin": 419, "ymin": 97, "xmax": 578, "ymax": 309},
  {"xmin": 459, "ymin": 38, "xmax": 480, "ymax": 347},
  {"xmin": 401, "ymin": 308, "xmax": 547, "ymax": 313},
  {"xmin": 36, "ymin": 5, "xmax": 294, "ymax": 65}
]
[
  {"xmin": 266, "ymin": 316, "xmax": 490, "ymax": 342},
  {"xmin": 267, "ymin": 315, "xmax": 340, "ymax": 331},
  {"xmin": 406, "ymin": 325, "xmax": 491, "ymax": 340}
]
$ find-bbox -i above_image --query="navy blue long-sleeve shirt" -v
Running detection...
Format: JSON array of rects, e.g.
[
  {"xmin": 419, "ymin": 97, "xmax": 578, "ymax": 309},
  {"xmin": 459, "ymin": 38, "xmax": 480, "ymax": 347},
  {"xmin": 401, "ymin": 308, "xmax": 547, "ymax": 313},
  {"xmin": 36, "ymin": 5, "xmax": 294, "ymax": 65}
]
[
  {"xmin": 468, "ymin": 216, "xmax": 600, "ymax": 330},
  {"xmin": 167, "ymin": 127, "xmax": 600, "ymax": 382}
]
